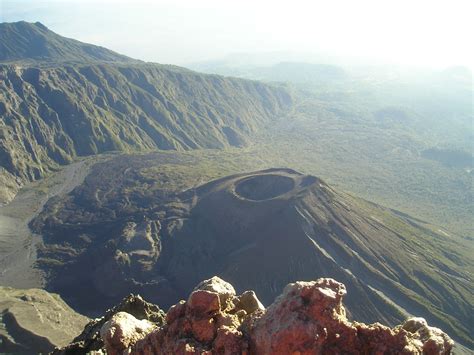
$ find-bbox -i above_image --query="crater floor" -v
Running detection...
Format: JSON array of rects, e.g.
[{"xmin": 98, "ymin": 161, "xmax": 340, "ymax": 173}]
[{"xmin": 234, "ymin": 174, "xmax": 295, "ymax": 201}]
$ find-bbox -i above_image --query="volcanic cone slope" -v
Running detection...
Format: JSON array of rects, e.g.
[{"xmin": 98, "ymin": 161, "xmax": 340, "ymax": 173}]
[
  {"xmin": 33, "ymin": 166, "xmax": 473, "ymax": 347},
  {"xmin": 159, "ymin": 169, "xmax": 472, "ymax": 346}
]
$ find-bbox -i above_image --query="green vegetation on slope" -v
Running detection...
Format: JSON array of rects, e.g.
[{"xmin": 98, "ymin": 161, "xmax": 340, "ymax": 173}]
[
  {"xmin": 248, "ymin": 107, "xmax": 473, "ymax": 237},
  {"xmin": 190, "ymin": 60, "xmax": 473, "ymax": 237},
  {"xmin": 0, "ymin": 62, "xmax": 292, "ymax": 203},
  {"xmin": 0, "ymin": 21, "xmax": 294, "ymax": 204}
]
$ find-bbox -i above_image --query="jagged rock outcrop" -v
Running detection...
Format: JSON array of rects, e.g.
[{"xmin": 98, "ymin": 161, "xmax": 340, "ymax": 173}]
[
  {"xmin": 116, "ymin": 218, "xmax": 162, "ymax": 271},
  {"xmin": 101, "ymin": 312, "xmax": 156, "ymax": 355},
  {"xmin": 249, "ymin": 279, "xmax": 452, "ymax": 354},
  {"xmin": 53, "ymin": 294, "xmax": 165, "ymax": 354},
  {"xmin": 93, "ymin": 277, "xmax": 453, "ymax": 354}
]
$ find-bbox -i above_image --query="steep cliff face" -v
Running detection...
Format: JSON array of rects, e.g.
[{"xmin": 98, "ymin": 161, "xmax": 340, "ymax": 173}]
[
  {"xmin": 57, "ymin": 276, "xmax": 454, "ymax": 354},
  {"xmin": 0, "ymin": 23, "xmax": 293, "ymax": 203},
  {"xmin": 0, "ymin": 63, "xmax": 292, "ymax": 202}
]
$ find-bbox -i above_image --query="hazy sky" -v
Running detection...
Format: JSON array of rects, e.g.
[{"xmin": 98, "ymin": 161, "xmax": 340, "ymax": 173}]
[{"xmin": 1, "ymin": 0, "xmax": 473, "ymax": 68}]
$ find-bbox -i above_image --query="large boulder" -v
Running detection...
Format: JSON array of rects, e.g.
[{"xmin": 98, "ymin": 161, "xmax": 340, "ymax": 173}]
[
  {"xmin": 402, "ymin": 318, "xmax": 454, "ymax": 354},
  {"xmin": 250, "ymin": 278, "xmax": 453, "ymax": 354},
  {"xmin": 192, "ymin": 276, "xmax": 236, "ymax": 308},
  {"xmin": 53, "ymin": 294, "xmax": 165, "ymax": 354},
  {"xmin": 101, "ymin": 312, "xmax": 155, "ymax": 355}
]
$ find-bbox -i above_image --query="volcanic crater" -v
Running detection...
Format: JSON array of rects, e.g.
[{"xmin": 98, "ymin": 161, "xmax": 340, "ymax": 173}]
[
  {"xmin": 30, "ymin": 164, "xmax": 473, "ymax": 348},
  {"xmin": 234, "ymin": 174, "xmax": 295, "ymax": 201}
]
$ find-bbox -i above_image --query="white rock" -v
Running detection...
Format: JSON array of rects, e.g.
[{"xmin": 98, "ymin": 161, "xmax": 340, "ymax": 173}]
[
  {"xmin": 193, "ymin": 276, "xmax": 236, "ymax": 305},
  {"xmin": 100, "ymin": 312, "xmax": 155, "ymax": 355}
]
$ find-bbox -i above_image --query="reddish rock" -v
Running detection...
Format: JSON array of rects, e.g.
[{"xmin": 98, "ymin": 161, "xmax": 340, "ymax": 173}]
[
  {"xmin": 187, "ymin": 290, "xmax": 221, "ymax": 316},
  {"xmin": 250, "ymin": 279, "xmax": 453, "ymax": 354},
  {"xmin": 98, "ymin": 276, "xmax": 454, "ymax": 354},
  {"xmin": 166, "ymin": 300, "xmax": 186, "ymax": 323},
  {"xmin": 193, "ymin": 276, "xmax": 236, "ymax": 305},
  {"xmin": 213, "ymin": 326, "xmax": 248, "ymax": 355},
  {"xmin": 191, "ymin": 317, "xmax": 216, "ymax": 343}
]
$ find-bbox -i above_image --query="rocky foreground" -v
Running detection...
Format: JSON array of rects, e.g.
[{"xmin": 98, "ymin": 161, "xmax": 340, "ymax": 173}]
[{"xmin": 57, "ymin": 277, "xmax": 453, "ymax": 354}]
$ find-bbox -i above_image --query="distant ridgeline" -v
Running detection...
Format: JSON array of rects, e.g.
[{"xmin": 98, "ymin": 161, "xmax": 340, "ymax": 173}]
[{"xmin": 0, "ymin": 21, "xmax": 293, "ymax": 203}]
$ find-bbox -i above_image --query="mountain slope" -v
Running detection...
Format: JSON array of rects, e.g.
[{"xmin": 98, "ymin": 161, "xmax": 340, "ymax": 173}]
[
  {"xmin": 0, "ymin": 22, "xmax": 293, "ymax": 203},
  {"xmin": 31, "ymin": 156, "xmax": 473, "ymax": 347},
  {"xmin": 0, "ymin": 21, "xmax": 135, "ymax": 63},
  {"xmin": 0, "ymin": 286, "xmax": 89, "ymax": 353}
]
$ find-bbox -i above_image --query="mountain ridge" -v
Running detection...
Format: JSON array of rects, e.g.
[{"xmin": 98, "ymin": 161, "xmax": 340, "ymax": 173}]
[
  {"xmin": 0, "ymin": 21, "xmax": 136, "ymax": 64},
  {"xmin": 0, "ymin": 21, "xmax": 294, "ymax": 203}
]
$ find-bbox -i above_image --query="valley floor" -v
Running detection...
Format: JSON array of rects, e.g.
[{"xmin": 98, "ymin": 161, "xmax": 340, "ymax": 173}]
[{"xmin": 0, "ymin": 157, "xmax": 102, "ymax": 288}]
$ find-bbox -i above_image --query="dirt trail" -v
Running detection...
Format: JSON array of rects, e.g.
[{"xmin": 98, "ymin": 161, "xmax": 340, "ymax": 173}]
[{"xmin": 0, "ymin": 158, "xmax": 101, "ymax": 288}]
